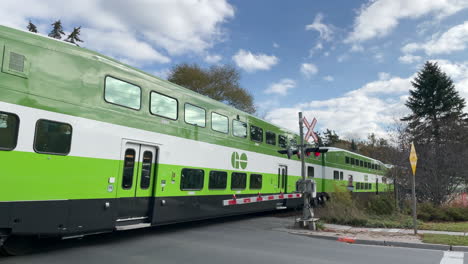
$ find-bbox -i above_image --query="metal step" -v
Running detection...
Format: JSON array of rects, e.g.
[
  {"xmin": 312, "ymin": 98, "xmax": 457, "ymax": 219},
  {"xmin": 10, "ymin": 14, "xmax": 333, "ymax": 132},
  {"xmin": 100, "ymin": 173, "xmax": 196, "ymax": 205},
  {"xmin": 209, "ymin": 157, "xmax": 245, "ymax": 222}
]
[{"xmin": 115, "ymin": 223, "xmax": 151, "ymax": 231}]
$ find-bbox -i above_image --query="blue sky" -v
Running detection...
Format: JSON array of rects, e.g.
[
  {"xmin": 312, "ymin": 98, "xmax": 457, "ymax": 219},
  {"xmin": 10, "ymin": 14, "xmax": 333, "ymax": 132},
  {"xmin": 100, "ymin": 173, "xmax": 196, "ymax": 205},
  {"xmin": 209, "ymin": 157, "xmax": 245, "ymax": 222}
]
[{"xmin": 2, "ymin": 0, "xmax": 468, "ymax": 140}]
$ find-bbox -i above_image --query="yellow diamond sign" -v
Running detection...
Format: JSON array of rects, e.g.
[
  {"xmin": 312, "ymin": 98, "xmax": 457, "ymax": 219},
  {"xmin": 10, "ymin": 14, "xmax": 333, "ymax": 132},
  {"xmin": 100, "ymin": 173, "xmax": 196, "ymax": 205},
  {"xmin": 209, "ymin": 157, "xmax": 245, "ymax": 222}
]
[{"xmin": 409, "ymin": 142, "xmax": 418, "ymax": 176}]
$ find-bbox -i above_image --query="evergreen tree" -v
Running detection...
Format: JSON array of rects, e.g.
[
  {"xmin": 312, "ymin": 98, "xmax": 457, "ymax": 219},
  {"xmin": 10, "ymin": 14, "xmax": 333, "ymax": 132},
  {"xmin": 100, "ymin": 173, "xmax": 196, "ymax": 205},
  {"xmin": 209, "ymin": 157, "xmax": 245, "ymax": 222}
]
[
  {"xmin": 65, "ymin": 26, "xmax": 83, "ymax": 46},
  {"xmin": 350, "ymin": 139, "xmax": 358, "ymax": 152},
  {"xmin": 27, "ymin": 21, "xmax": 37, "ymax": 33},
  {"xmin": 323, "ymin": 129, "xmax": 339, "ymax": 146},
  {"xmin": 48, "ymin": 20, "xmax": 65, "ymax": 39},
  {"xmin": 402, "ymin": 61, "xmax": 466, "ymax": 143}
]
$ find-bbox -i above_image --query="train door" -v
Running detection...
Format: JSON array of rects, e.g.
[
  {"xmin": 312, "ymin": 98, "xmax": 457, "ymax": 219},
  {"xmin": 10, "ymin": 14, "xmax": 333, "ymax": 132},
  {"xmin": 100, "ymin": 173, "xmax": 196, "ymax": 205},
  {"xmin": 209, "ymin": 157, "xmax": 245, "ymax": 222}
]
[
  {"xmin": 278, "ymin": 165, "xmax": 288, "ymax": 193},
  {"xmin": 116, "ymin": 141, "xmax": 158, "ymax": 224}
]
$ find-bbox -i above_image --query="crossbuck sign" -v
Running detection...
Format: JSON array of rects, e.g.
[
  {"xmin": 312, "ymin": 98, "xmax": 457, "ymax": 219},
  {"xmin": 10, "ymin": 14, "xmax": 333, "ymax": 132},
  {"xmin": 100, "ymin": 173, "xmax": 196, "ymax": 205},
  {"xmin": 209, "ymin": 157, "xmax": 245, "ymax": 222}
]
[{"xmin": 303, "ymin": 117, "xmax": 318, "ymax": 143}]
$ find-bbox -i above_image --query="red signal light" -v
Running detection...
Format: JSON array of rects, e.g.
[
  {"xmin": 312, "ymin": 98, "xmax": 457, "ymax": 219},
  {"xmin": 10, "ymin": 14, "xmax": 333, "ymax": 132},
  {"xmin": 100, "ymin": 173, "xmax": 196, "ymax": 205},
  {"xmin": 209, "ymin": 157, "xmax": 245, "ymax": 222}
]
[{"xmin": 314, "ymin": 152, "xmax": 320, "ymax": 157}]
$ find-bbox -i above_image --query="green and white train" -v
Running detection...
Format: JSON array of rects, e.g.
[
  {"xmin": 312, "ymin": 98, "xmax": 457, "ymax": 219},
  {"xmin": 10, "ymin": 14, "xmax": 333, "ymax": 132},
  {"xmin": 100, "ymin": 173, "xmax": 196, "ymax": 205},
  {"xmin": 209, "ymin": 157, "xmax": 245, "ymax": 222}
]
[{"xmin": 0, "ymin": 25, "xmax": 392, "ymax": 252}]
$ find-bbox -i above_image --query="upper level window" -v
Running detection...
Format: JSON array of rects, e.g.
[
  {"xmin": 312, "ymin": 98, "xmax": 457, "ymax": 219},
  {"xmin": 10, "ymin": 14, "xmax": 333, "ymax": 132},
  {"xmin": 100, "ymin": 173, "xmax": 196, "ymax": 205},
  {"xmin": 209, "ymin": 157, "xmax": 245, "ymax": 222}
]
[
  {"xmin": 231, "ymin": 172, "xmax": 247, "ymax": 190},
  {"xmin": 250, "ymin": 125, "xmax": 263, "ymax": 142},
  {"xmin": 345, "ymin": 157, "xmax": 350, "ymax": 164},
  {"xmin": 0, "ymin": 112, "xmax": 19, "ymax": 150},
  {"xmin": 351, "ymin": 158, "xmax": 355, "ymax": 165},
  {"xmin": 233, "ymin": 120, "xmax": 247, "ymax": 138},
  {"xmin": 34, "ymin": 120, "xmax": 72, "ymax": 155},
  {"xmin": 181, "ymin": 168, "xmax": 204, "ymax": 190},
  {"xmin": 250, "ymin": 174, "xmax": 262, "ymax": 189},
  {"xmin": 278, "ymin": 135, "xmax": 287, "ymax": 148},
  {"xmin": 209, "ymin": 171, "xmax": 227, "ymax": 189},
  {"xmin": 360, "ymin": 160, "xmax": 364, "ymax": 167},
  {"xmin": 211, "ymin": 112, "xmax": 228, "ymax": 133},
  {"xmin": 266, "ymin": 131, "xmax": 276, "ymax": 145},
  {"xmin": 307, "ymin": 166, "xmax": 314, "ymax": 177},
  {"xmin": 185, "ymin": 104, "xmax": 206, "ymax": 127},
  {"xmin": 105, "ymin": 76, "xmax": 141, "ymax": 110},
  {"xmin": 150, "ymin": 92, "xmax": 178, "ymax": 120}
]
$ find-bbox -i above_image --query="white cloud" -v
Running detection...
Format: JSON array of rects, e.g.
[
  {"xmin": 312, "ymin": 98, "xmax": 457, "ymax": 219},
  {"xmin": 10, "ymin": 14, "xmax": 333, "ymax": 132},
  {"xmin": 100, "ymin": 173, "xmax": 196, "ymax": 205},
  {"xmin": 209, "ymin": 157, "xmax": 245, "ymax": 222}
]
[
  {"xmin": 204, "ymin": 54, "xmax": 222, "ymax": 64},
  {"xmin": 153, "ymin": 68, "xmax": 171, "ymax": 80},
  {"xmin": 337, "ymin": 54, "xmax": 349, "ymax": 63},
  {"xmin": 374, "ymin": 52, "xmax": 384, "ymax": 63},
  {"xmin": 351, "ymin": 44, "xmax": 364, "ymax": 52},
  {"xmin": 264, "ymin": 79, "xmax": 296, "ymax": 96},
  {"xmin": 399, "ymin": 54, "xmax": 422, "ymax": 64},
  {"xmin": 306, "ymin": 13, "xmax": 334, "ymax": 41},
  {"xmin": 273, "ymin": 42, "xmax": 280, "ymax": 48},
  {"xmin": 0, "ymin": 0, "xmax": 234, "ymax": 65},
  {"xmin": 232, "ymin": 49, "xmax": 279, "ymax": 72},
  {"xmin": 300, "ymin": 63, "xmax": 318, "ymax": 78},
  {"xmin": 324, "ymin": 75, "xmax": 334, "ymax": 82},
  {"xmin": 346, "ymin": 0, "xmax": 468, "ymax": 43},
  {"xmin": 378, "ymin": 72, "xmax": 391, "ymax": 80},
  {"xmin": 402, "ymin": 21, "xmax": 468, "ymax": 55},
  {"xmin": 265, "ymin": 75, "xmax": 413, "ymax": 139}
]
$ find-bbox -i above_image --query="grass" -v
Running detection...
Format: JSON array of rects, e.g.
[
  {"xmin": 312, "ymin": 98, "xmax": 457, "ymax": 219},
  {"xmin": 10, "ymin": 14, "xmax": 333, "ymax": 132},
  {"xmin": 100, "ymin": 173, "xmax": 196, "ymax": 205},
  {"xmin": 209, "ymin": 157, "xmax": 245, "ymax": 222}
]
[
  {"xmin": 422, "ymin": 234, "xmax": 468, "ymax": 246},
  {"xmin": 420, "ymin": 222, "xmax": 468, "ymax": 232}
]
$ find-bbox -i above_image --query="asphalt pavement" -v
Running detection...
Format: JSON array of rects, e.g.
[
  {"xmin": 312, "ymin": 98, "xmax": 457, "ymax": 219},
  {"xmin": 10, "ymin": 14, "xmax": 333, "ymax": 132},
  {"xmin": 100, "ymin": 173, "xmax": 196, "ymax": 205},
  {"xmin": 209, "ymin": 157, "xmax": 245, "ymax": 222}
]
[{"xmin": 0, "ymin": 213, "xmax": 463, "ymax": 264}]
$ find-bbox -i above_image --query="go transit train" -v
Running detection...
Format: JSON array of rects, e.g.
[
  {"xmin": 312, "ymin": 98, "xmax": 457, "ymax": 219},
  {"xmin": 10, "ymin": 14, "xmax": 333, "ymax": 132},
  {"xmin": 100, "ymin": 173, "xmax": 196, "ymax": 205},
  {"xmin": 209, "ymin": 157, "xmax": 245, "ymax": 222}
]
[{"xmin": 0, "ymin": 25, "xmax": 392, "ymax": 254}]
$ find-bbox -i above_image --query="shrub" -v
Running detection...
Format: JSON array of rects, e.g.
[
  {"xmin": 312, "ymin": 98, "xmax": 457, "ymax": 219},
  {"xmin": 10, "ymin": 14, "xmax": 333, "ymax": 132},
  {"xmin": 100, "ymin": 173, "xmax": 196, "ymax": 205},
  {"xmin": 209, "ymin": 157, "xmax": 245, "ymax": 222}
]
[{"xmin": 366, "ymin": 194, "xmax": 396, "ymax": 215}]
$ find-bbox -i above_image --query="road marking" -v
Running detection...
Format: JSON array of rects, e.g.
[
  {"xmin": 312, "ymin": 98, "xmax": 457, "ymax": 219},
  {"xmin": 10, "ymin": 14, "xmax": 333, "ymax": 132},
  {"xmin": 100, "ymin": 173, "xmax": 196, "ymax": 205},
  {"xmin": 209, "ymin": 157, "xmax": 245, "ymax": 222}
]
[{"xmin": 440, "ymin": 251, "xmax": 463, "ymax": 264}]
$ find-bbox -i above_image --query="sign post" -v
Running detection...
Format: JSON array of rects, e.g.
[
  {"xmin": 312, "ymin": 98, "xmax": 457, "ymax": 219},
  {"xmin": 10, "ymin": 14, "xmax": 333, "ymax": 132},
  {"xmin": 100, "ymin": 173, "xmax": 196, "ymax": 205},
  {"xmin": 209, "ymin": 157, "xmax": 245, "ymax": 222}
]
[{"xmin": 409, "ymin": 142, "xmax": 418, "ymax": 235}]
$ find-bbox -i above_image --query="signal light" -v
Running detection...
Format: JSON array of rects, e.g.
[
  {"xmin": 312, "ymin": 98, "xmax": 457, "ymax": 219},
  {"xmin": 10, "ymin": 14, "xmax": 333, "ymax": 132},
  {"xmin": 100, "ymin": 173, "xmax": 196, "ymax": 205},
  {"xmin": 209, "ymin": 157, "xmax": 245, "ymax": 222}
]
[{"xmin": 314, "ymin": 152, "xmax": 320, "ymax": 157}]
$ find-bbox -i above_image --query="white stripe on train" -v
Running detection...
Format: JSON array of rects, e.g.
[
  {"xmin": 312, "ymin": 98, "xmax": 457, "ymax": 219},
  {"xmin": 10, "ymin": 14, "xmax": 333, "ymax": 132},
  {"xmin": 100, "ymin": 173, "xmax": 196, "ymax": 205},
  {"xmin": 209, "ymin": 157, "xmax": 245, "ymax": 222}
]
[{"xmin": 223, "ymin": 193, "xmax": 302, "ymax": 206}]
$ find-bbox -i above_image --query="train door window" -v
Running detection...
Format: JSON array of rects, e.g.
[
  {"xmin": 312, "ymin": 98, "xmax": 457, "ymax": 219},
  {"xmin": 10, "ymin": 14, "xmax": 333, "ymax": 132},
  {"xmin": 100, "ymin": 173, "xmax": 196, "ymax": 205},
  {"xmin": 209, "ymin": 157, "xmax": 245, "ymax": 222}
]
[
  {"xmin": 307, "ymin": 166, "xmax": 314, "ymax": 177},
  {"xmin": 105, "ymin": 76, "xmax": 141, "ymax": 110},
  {"xmin": 140, "ymin": 151, "xmax": 153, "ymax": 189},
  {"xmin": 250, "ymin": 174, "xmax": 262, "ymax": 189},
  {"xmin": 209, "ymin": 171, "xmax": 227, "ymax": 190},
  {"xmin": 233, "ymin": 120, "xmax": 247, "ymax": 138},
  {"xmin": 340, "ymin": 171, "xmax": 344, "ymax": 180},
  {"xmin": 250, "ymin": 125, "xmax": 263, "ymax": 142},
  {"xmin": 185, "ymin": 104, "xmax": 206, "ymax": 127},
  {"xmin": 34, "ymin": 120, "xmax": 72, "ymax": 155},
  {"xmin": 181, "ymin": 168, "xmax": 204, "ymax": 190},
  {"xmin": 122, "ymin": 149, "xmax": 136, "ymax": 189},
  {"xmin": 266, "ymin": 131, "xmax": 276, "ymax": 145},
  {"xmin": 211, "ymin": 112, "xmax": 228, "ymax": 133},
  {"xmin": 333, "ymin": 171, "xmax": 339, "ymax": 180},
  {"xmin": 0, "ymin": 112, "xmax": 19, "ymax": 150},
  {"xmin": 150, "ymin": 91, "xmax": 178, "ymax": 120},
  {"xmin": 278, "ymin": 135, "xmax": 287, "ymax": 148},
  {"xmin": 345, "ymin": 156, "xmax": 350, "ymax": 164},
  {"xmin": 231, "ymin": 172, "xmax": 247, "ymax": 190}
]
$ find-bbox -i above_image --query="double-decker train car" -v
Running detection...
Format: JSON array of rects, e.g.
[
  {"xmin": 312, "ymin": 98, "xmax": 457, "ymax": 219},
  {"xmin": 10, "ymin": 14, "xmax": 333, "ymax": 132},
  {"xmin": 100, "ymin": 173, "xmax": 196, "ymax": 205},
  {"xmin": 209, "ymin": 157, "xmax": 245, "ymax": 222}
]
[{"xmin": 0, "ymin": 25, "xmax": 392, "ymax": 254}]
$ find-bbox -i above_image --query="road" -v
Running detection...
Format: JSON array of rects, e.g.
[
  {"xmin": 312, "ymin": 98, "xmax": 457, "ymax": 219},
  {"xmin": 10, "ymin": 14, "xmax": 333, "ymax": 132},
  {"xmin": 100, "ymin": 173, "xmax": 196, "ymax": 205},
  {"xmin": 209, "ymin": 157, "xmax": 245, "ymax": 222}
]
[{"xmin": 0, "ymin": 213, "xmax": 463, "ymax": 264}]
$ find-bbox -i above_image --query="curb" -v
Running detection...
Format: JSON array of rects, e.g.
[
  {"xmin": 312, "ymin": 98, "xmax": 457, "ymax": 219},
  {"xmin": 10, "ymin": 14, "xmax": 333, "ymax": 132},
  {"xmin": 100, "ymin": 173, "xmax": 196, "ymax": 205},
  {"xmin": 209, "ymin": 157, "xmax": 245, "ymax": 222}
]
[{"xmin": 292, "ymin": 232, "xmax": 468, "ymax": 252}]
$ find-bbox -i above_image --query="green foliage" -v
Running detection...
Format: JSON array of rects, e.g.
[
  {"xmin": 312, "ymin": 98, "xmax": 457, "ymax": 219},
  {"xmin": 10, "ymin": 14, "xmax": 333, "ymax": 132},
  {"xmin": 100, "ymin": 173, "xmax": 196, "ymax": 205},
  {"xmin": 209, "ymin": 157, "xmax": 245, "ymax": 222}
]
[
  {"xmin": 27, "ymin": 21, "xmax": 37, "ymax": 33},
  {"xmin": 366, "ymin": 194, "xmax": 395, "ymax": 215},
  {"xmin": 318, "ymin": 190, "xmax": 368, "ymax": 226},
  {"xmin": 422, "ymin": 234, "xmax": 468, "ymax": 246},
  {"xmin": 168, "ymin": 64, "xmax": 256, "ymax": 114},
  {"xmin": 65, "ymin": 27, "xmax": 83, "ymax": 46},
  {"xmin": 421, "ymin": 222, "xmax": 468, "ymax": 232},
  {"xmin": 48, "ymin": 20, "xmax": 65, "ymax": 39},
  {"xmin": 418, "ymin": 203, "xmax": 468, "ymax": 222}
]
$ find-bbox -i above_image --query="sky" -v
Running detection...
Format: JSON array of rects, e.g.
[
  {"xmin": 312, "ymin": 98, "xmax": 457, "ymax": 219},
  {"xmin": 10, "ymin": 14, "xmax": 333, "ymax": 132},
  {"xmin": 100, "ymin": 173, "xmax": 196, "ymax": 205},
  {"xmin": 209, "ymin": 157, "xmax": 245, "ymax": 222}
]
[{"xmin": 2, "ymin": 0, "xmax": 468, "ymax": 140}]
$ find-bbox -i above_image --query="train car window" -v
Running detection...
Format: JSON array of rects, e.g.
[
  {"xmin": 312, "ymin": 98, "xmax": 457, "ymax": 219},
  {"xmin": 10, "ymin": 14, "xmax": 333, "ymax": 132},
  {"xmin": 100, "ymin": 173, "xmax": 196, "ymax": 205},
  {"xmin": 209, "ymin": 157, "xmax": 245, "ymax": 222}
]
[
  {"xmin": 104, "ymin": 76, "xmax": 141, "ymax": 110},
  {"xmin": 360, "ymin": 160, "xmax": 364, "ymax": 167},
  {"xmin": 233, "ymin": 120, "xmax": 247, "ymax": 138},
  {"xmin": 150, "ymin": 92, "xmax": 178, "ymax": 120},
  {"xmin": 209, "ymin": 171, "xmax": 227, "ymax": 189},
  {"xmin": 185, "ymin": 104, "xmax": 206, "ymax": 127},
  {"xmin": 140, "ymin": 151, "xmax": 153, "ymax": 189},
  {"xmin": 345, "ymin": 156, "xmax": 350, "ymax": 164},
  {"xmin": 307, "ymin": 166, "xmax": 314, "ymax": 177},
  {"xmin": 34, "ymin": 120, "xmax": 72, "ymax": 155},
  {"xmin": 211, "ymin": 112, "xmax": 228, "ymax": 134},
  {"xmin": 369, "ymin": 183, "xmax": 372, "ymax": 190},
  {"xmin": 122, "ymin": 149, "xmax": 136, "ymax": 189},
  {"xmin": 340, "ymin": 171, "xmax": 344, "ymax": 180},
  {"xmin": 266, "ymin": 131, "xmax": 276, "ymax": 145},
  {"xmin": 356, "ymin": 182, "xmax": 360, "ymax": 190},
  {"xmin": 250, "ymin": 174, "xmax": 262, "ymax": 189},
  {"xmin": 0, "ymin": 112, "xmax": 19, "ymax": 151},
  {"xmin": 181, "ymin": 168, "xmax": 204, "ymax": 190},
  {"xmin": 290, "ymin": 138, "xmax": 297, "ymax": 147},
  {"xmin": 231, "ymin": 172, "xmax": 247, "ymax": 190},
  {"xmin": 350, "ymin": 158, "xmax": 355, "ymax": 165},
  {"xmin": 250, "ymin": 125, "xmax": 263, "ymax": 142},
  {"xmin": 278, "ymin": 135, "xmax": 287, "ymax": 148},
  {"xmin": 333, "ymin": 171, "xmax": 339, "ymax": 180}
]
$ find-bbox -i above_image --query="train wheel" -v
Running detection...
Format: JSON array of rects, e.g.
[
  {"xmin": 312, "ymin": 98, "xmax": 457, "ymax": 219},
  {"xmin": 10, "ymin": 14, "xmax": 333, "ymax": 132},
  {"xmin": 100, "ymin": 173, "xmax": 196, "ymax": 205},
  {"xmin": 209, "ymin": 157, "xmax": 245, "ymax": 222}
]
[{"xmin": 0, "ymin": 236, "xmax": 37, "ymax": 256}]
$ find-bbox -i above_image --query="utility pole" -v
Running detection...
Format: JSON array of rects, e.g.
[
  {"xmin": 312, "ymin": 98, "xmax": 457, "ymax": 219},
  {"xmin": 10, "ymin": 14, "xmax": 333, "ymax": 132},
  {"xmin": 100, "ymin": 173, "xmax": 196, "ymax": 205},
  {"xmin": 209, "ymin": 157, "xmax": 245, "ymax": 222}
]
[{"xmin": 298, "ymin": 112, "xmax": 312, "ymax": 221}]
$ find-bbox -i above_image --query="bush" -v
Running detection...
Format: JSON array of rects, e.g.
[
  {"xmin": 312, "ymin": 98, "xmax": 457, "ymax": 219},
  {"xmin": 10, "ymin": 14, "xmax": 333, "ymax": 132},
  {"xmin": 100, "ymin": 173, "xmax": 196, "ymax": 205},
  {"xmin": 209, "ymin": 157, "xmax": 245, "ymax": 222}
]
[
  {"xmin": 366, "ymin": 194, "xmax": 396, "ymax": 215},
  {"xmin": 418, "ymin": 203, "xmax": 468, "ymax": 222},
  {"xmin": 317, "ymin": 188, "xmax": 368, "ymax": 226}
]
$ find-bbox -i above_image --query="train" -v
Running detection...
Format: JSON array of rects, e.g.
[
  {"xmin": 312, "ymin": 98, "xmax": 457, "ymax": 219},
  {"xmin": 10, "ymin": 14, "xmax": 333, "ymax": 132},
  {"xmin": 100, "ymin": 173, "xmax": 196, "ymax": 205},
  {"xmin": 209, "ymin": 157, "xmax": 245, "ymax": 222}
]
[{"xmin": 0, "ymin": 25, "xmax": 392, "ymax": 254}]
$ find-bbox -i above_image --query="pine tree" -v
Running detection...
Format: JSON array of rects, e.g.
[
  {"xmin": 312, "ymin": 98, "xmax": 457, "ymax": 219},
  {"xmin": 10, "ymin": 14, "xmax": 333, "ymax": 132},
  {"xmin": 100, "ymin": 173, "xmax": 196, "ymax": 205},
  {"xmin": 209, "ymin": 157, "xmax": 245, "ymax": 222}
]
[
  {"xmin": 402, "ymin": 61, "xmax": 466, "ymax": 143},
  {"xmin": 65, "ymin": 26, "xmax": 83, "ymax": 46},
  {"xmin": 27, "ymin": 21, "xmax": 37, "ymax": 33},
  {"xmin": 48, "ymin": 20, "xmax": 65, "ymax": 39},
  {"xmin": 350, "ymin": 139, "xmax": 358, "ymax": 152}
]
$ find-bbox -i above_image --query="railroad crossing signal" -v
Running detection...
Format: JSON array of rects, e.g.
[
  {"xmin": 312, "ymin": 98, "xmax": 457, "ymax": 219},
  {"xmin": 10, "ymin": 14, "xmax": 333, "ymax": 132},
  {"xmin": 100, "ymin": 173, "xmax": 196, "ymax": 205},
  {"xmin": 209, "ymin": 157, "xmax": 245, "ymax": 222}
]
[
  {"xmin": 303, "ymin": 117, "xmax": 318, "ymax": 143},
  {"xmin": 409, "ymin": 142, "xmax": 418, "ymax": 176}
]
